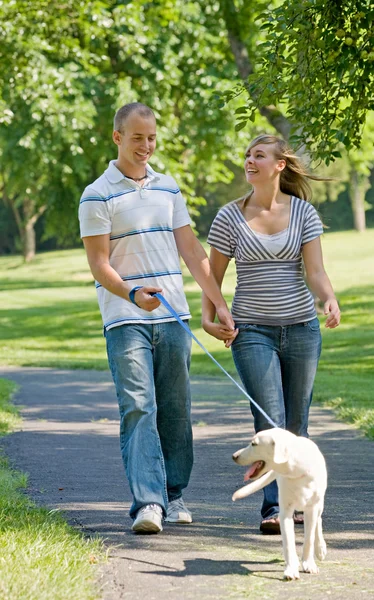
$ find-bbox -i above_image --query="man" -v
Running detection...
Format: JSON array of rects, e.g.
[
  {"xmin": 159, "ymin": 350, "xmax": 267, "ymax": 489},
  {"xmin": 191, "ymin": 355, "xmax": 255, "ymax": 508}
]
[{"xmin": 79, "ymin": 102, "xmax": 235, "ymax": 534}]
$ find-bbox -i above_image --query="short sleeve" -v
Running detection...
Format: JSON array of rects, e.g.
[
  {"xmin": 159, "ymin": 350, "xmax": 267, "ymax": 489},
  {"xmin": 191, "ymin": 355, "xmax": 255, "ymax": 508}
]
[
  {"xmin": 78, "ymin": 187, "xmax": 112, "ymax": 238},
  {"xmin": 302, "ymin": 203, "xmax": 323, "ymax": 245},
  {"xmin": 207, "ymin": 208, "xmax": 235, "ymax": 258},
  {"xmin": 172, "ymin": 182, "xmax": 192, "ymax": 230}
]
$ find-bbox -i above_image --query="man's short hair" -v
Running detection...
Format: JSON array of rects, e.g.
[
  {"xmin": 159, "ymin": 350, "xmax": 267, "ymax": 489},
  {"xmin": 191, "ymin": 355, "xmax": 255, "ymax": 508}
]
[{"xmin": 114, "ymin": 103, "xmax": 155, "ymax": 132}]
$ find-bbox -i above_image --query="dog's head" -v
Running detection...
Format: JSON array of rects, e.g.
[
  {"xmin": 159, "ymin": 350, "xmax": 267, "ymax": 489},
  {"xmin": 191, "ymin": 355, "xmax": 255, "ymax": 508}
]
[{"xmin": 232, "ymin": 428, "xmax": 294, "ymax": 480}]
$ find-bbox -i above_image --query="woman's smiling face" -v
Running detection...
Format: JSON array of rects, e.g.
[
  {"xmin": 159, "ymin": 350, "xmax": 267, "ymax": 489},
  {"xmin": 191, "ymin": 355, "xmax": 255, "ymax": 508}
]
[{"xmin": 244, "ymin": 143, "xmax": 285, "ymax": 184}]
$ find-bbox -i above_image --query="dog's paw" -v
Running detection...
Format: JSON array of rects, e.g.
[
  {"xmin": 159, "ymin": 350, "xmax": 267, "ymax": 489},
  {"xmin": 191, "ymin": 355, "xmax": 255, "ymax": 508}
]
[
  {"xmin": 283, "ymin": 565, "xmax": 300, "ymax": 580},
  {"xmin": 315, "ymin": 541, "xmax": 327, "ymax": 561},
  {"xmin": 302, "ymin": 559, "xmax": 319, "ymax": 574}
]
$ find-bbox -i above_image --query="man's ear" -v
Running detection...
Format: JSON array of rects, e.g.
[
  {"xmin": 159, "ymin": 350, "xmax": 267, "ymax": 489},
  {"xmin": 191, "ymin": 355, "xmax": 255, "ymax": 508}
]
[
  {"xmin": 272, "ymin": 439, "xmax": 289, "ymax": 464},
  {"xmin": 112, "ymin": 130, "xmax": 121, "ymax": 146}
]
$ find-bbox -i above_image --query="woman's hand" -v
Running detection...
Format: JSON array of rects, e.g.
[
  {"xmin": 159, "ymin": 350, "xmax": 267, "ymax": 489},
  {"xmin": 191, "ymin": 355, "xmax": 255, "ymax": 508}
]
[
  {"xmin": 324, "ymin": 297, "xmax": 340, "ymax": 328},
  {"xmin": 202, "ymin": 320, "xmax": 239, "ymax": 347}
]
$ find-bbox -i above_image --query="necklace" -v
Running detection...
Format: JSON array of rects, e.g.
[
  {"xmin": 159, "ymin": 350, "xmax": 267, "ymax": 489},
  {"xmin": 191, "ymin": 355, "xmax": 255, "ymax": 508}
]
[{"xmin": 124, "ymin": 173, "xmax": 148, "ymax": 181}]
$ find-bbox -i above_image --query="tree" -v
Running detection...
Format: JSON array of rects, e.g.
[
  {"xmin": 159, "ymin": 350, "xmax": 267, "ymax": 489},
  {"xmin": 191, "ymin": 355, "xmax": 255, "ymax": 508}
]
[
  {"xmin": 222, "ymin": 0, "xmax": 374, "ymax": 162},
  {"xmin": 0, "ymin": 0, "xmax": 249, "ymax": 259},
  {"xmin": 217, "ymin": 0, "xmax": 292, "ymax": 139},
  {"xmin": 346, "ymin": 114, "xmax": 374, "ymax": 231},
  {"xmin": 0, "ymin": 1, "xmax": 110, "ymax": 259}
]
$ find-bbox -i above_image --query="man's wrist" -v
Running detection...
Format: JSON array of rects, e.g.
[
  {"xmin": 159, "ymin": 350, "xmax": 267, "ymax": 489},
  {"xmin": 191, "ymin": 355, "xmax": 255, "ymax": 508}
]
[
  {"xmin": 129, "ymin": 286, "xmax": 143, "ymax": 306},
  {"xmin": 215, "ymin": 302, "xmax": 229, "ymax": 312}
]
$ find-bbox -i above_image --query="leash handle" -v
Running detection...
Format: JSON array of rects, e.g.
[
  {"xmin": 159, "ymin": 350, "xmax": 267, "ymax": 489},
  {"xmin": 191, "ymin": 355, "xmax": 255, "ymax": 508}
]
[{"xmin": 154, "ymin": 293, "xmax": 278, "ymax": 429}]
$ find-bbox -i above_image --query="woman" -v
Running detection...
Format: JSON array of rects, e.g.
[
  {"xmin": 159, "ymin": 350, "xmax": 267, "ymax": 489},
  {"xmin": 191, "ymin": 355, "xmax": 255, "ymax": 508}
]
[{"xmin": 202, "ymin": 135, "xmax": 340, "ymax": 534}]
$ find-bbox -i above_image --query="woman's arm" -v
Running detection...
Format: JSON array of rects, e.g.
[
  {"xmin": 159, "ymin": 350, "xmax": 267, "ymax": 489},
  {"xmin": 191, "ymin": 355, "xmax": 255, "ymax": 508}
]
[
  {"xmin": 202, "ymin": 247, "xmax": 238, "ymax": 346},
  {"xmin": 302, "ymin": 237, "xmax": 340, "ymax": 328}
]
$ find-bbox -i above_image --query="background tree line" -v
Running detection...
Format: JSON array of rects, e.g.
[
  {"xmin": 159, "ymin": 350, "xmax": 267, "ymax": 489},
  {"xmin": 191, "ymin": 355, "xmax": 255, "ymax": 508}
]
[{"xmin": 0, "ymin": 0, "xmax": 373, "ymax": 260}]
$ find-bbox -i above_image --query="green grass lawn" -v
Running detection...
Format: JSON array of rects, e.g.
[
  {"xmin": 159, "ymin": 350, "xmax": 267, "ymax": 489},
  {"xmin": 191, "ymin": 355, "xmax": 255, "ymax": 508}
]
[
  {"xmin": 0, "ymin": 229, "xmax": 373, "ymax": 437},
  {"xmin": 0, "ymin": 379, "xmax": 104, "ymax": 600}
]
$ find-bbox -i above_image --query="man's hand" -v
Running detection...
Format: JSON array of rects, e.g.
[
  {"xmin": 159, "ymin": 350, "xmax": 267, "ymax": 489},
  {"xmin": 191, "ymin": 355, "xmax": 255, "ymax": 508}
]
[
  {"xmin": 216, "ymin": 305, "xmax": 235, "ymax": 330},
  {"xmin": 133, "ymin": 286, "xmax": 163, "ymax": 312}
]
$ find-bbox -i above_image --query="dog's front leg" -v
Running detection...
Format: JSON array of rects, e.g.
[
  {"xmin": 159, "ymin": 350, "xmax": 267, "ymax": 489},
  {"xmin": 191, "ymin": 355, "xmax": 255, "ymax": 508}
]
[
  {"xmin": 302, "ymin": 505, "xmax": 320, "ymax": 574},
  {"xmin": 314, "ymin": 510, "xmax": 327, "ymax": 561},
  {"xmin": 280, "ymin": 508, "xmax": 300, "ymax": 580}
]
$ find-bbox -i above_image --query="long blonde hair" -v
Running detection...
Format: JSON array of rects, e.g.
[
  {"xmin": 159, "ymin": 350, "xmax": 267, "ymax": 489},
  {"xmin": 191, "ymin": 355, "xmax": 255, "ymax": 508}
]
[{"xmin": 246, "ymin": 134, "xmax": 327, "ymax": 201}]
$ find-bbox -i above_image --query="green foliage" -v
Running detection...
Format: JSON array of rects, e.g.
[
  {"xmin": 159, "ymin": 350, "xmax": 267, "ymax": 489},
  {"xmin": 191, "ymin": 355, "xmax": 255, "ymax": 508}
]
[
  {"xmin": 228, "ymin": 0, "xmax": 374, "ymax": 162},
  {"xmin": 0, "ymin": 0, "xmax": 249, "ymax": 249}
]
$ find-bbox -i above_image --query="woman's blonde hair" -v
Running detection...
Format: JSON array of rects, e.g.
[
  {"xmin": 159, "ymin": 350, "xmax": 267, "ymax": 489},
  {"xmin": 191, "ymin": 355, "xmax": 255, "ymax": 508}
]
[{"xmin": 246, "ymin": 134, "xmax": 327, "ymax": 201}]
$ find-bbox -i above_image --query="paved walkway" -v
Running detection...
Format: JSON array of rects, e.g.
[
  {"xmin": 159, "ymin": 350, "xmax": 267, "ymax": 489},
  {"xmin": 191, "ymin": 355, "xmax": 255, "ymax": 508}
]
[{"xmin": 0, "ymin": 366, "xmax": 373, "ymax": 600}]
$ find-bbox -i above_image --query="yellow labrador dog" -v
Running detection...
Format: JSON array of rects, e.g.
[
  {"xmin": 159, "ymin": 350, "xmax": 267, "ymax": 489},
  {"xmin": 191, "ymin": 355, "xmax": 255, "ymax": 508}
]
[{"xmin": 232, "ymin": 428, "xmax": 327, "ymax": 580}]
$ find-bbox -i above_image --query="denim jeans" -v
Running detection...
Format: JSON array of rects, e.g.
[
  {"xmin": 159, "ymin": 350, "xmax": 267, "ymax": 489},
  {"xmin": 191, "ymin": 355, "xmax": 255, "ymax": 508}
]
[
  {"xmin": 231, "ymin": 318, "xmax": 322, "ymax": 519},
  {"xmin": 105, "ymin": 321, "xmax": 193, "ymax": 518}
]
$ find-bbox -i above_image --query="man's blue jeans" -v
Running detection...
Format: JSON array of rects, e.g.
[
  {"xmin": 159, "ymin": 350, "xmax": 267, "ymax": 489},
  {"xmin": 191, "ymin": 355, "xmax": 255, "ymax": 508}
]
[
  {"xmin": 105, "ymin": 321, "xmax": 193, "ymax": 518},
  {"xmin": 231, "ymin": 318, "xmax": 322, "ymax": 519}
]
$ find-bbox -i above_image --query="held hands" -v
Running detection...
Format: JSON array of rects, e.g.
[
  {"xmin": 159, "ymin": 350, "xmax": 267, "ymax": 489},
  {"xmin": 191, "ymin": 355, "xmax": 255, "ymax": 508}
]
[
  {"xmin": 203, "ymin": 321, "xmax": 238, "ymax": 348},
  {"xmin": 216, "ymin": 305, "xmax": 236, "ymax": 332},
  {"xmin": 324, "ymin": 297, "xmax": 341, "ymax": 328},
  {"xmin": 215, "ymin": 305, "xmax": 238, "ymax": 347},
  {"xmin": 132, "ymin": 286, "xmax": 163, "ymax": 312},
  {"xmin": 203, "ymin": 304, "xmax": 238, "ymax": 348}
]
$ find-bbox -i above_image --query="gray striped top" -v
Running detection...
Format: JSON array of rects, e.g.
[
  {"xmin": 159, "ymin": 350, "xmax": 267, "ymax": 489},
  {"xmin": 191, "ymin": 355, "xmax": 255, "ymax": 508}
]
[{"xmin": 207, "ymin": 196, "xmax": 323, "ymax": 325}]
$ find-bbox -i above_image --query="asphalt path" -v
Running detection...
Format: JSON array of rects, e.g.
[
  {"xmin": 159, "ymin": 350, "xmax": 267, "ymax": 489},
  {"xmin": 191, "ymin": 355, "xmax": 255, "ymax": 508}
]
[{"xmin": 0, "ymin": 366, "xmax": 373, "ymax": 600}]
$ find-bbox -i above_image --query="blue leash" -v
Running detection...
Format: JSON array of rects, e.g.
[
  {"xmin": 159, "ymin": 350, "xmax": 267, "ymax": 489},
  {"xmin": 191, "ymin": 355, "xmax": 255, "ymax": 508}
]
[{"xmin": 154, "ymin": 293, "xmax": 278, "ymax": 429}]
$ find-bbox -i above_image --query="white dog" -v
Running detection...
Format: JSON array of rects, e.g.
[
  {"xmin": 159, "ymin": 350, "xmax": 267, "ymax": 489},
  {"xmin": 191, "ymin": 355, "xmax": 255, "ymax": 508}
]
[{"xmin": 232, "ymin": 428, "xmax": 327, "ymax": 580}]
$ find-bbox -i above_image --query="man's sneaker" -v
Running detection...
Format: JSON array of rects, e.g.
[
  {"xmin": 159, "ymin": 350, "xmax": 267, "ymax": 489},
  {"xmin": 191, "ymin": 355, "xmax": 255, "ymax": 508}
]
[
  {"xmin": 165, "ymin": 497, "xmax": 192, "ymax": 524},
  {"xmin": 131, "ymin": 504, "xmax": 163, "ymax": 534}
]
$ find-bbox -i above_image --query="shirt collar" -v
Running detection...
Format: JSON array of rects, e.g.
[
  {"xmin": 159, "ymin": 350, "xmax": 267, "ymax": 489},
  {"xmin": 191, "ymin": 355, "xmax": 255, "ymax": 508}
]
[{"xmin": 104, "ymin": 160, "xmax": 160, "ymax": 185}]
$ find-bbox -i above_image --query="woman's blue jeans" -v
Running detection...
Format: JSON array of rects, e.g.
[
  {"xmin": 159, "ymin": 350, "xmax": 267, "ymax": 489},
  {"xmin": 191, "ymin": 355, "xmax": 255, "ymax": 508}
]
[
  {"xmin": 105, "ymin": 321, "xmax": 193, "ymax": 518},
  {"xmin": 231, "ymin": 318, "xmax": 322, "ymax": 519}
]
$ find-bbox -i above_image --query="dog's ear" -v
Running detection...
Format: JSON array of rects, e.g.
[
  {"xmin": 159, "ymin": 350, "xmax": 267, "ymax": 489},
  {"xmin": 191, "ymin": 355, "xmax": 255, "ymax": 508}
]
[{"xmin": 272, "ymin": 439, "xmax": 289, "ymax": 464}]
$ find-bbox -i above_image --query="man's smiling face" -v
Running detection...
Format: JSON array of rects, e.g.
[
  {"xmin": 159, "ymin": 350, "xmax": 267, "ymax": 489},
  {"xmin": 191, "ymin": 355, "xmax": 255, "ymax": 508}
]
[{"xmin": 113, "ymin": 112, "xmax": 157, "ymax": 172}]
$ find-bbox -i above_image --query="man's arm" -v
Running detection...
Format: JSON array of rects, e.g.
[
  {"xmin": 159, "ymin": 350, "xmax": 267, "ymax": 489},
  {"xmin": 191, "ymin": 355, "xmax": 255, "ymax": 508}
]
[
  {"xmin": 82, "ymin": 234, "xmax": 162, "ymax": 311},
  {"xmin": 173, "ymin": 225, "xmax": 235, "ymax": 331},
  {"xmin": 202, "ymin": 247, "xmax": 238, "ymax": 347}
]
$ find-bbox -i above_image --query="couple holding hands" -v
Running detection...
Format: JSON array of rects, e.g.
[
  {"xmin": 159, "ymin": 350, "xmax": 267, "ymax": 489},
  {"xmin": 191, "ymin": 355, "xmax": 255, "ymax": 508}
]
[{"xmin": 79, "ymin": 102, "xmax": 340, "ymax": 535}]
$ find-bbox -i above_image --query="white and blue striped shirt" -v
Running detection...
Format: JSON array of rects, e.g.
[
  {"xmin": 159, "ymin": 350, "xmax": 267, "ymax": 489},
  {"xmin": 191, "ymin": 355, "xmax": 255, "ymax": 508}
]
[
  {"xmin": 79, "ymin": 161, "xmax": 191, "ymax": 330},
  {"xmin": 207, "ymin": 197, "xmax": 323, "ymax": 325}
]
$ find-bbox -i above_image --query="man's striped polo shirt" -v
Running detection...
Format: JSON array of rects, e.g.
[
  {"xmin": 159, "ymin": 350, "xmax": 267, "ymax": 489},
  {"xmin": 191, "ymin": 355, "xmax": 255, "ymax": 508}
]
[{"xmin": 79, "ymin": 161, "xmax": 191, "ymax": 330}]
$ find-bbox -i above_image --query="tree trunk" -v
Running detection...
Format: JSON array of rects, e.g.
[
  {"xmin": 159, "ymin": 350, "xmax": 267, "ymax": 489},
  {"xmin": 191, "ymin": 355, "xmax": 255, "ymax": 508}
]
[
  {"xmin": 219, "ymin": 0, "xmax": 292, "ymax": 139},
  {"xmin": 1, "ymin": 184, "xmax": 47, "ymax": 261},
  {"xmin": 349, "ymin": 169, "xmax": 367, "ymax": 232},
  {"xmin": 24, "ymin": 220, "xmax": 37, "ymax": 262}
]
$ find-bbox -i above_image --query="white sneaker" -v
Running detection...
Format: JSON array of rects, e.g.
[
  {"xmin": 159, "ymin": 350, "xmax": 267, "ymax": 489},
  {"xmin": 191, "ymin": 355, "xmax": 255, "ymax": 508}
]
[
  {"xmin": 165, "ymin": 497, "xmax": 192, "ymax": 524},
  {"xmin": 131, "ymin": 504, "xmax": 163, "ymax": 534}
]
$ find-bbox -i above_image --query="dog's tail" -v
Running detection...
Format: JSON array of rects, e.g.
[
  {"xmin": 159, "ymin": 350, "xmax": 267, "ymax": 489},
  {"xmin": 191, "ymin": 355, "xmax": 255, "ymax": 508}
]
[{"xmin": 232, "ymin": 471, "xmax": 276, "ymax": 501}]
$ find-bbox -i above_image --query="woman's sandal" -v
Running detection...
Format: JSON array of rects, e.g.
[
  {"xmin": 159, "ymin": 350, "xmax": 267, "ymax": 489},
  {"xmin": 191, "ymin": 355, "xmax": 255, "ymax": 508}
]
[
  {"xmin": 260, "ymin": 516, "xmax": 281, "ymax": 535},
  {"xmin": 260, "ymin": 511, "xmax": 304, "ymax": 534}
]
